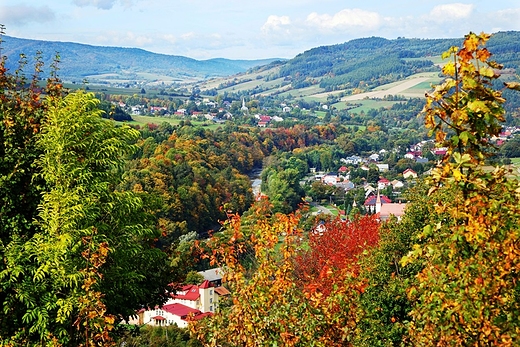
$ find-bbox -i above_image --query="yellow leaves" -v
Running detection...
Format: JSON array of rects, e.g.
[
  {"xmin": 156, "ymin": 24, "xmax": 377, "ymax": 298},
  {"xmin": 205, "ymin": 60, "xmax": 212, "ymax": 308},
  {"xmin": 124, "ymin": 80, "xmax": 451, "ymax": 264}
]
[
  {"xmin": 442, "ymin": 46, "xmax": 459, "ymax": 59},
  {"xmin": 479, "ymin": 66, "xmax": 496, "ymax": 78},
  {"xmin": 463, "ymin": 32, "xmax": 480, "ymax": 52},
  {"xmin": 504, "ymin": 81, "xmax": 520, "ymax": 91},
  {"xmin": 442, "ymin": 62, "xmax": 456, "ymax": 76},
  {"xmin": 452, "ymin": 169, "xmax": 463, "ymax": 182},
  {"xmin": 467, "ymin": 99, "xmax": 490, "ymax": 113}
]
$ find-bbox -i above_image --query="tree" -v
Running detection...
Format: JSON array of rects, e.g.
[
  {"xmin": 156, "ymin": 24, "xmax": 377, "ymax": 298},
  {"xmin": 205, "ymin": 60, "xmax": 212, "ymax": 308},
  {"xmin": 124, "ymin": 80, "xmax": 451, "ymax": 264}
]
[
  {"xmin": 294, "ymin": 215, "xmax": 380, "ymax": 296},
  {"xmin": 1, "ymin": 91, "xmax": 175, "ymax": 346},
  {"xmin": 355, "ymin": 181, "xmax": 453, "ymax": 346},
  {"xmin": 0, "ymin": 44, "xmax": 63, "ymax": 345},
  {"xmin": 404, "ymin": 32, "xmax": 520, "ymax": 346}
]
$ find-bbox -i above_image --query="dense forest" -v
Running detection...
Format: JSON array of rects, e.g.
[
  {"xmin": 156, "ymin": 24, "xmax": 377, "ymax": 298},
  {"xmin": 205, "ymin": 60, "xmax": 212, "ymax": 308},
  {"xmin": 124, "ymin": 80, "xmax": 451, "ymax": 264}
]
[
  {"xmin": 1, "ymin": 32, "xmax": 520, "ymax": 347},
  {"xmin": 275, "ymin": 31, "xmax": 520, "ymax": 92}
]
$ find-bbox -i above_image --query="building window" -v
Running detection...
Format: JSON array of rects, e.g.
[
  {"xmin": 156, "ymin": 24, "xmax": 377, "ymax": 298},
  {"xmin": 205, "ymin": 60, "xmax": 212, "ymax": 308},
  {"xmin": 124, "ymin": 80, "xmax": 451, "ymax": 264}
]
[
  {"xmin": 210, "ymin": 305, "xmax": 213, "ymax": 312},
  {"xmin": 210, "ymin": 290, "xmax": 213, "ymax": 295},
  {"xmin": 210, "ymin": 298, "xmax": 213, "ymax": 303}
]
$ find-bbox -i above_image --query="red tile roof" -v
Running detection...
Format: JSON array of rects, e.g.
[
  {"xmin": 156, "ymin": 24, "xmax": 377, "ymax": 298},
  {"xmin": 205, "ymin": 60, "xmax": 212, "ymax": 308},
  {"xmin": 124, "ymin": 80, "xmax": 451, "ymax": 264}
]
[
  {"xmin": 364, "ymin": 195, "xmax": 391, "ymax": 206},
  {"xmin": 199, "ymin": 280, "xmax": 212, "ymax": 289},
  {"xmin": 163, "ymin": 303, "xmax": 201, "ymax": 318},
  {"xmin": 172, "ymin": 285, "xmax": 200, "ymax": 301}
]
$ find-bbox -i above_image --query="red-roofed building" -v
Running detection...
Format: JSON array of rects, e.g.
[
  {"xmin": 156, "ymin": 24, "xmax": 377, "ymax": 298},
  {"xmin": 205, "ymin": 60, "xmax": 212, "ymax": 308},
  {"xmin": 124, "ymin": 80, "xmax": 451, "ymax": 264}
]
[
  {"xmin": 372, "ymin": 191, "xmax": 407, "ymax": 222},
  {"xmin": 132, "ymin": 303, "xmax": 213, "ymax": 328},
  {"xmin": 364, "ymin": 194, "xmax": 391, "ymax": 213},
  {"xmin": 128, "ymin": 280, "xmax": 220, "ymax": 328},
  {"xmin": 377, "ymin": 178, "xmax": 391, "ymax": 189}
]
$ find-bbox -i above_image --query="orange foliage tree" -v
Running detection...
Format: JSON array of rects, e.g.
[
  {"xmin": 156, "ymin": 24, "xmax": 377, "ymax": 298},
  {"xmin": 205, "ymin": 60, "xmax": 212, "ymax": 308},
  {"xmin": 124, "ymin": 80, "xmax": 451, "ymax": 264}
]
[
  {"xmin": 192, "ymin": 203, "xmax": 380, "ymax": 346},
  {"xmin": 404, "ymin": 32, "xmax": 520, "ymax": 346}
]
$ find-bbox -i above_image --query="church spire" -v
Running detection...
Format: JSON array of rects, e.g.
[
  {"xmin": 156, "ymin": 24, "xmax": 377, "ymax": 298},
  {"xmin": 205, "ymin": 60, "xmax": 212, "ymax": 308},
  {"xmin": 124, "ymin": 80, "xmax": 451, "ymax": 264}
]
[{"xmin": 375, "ymin": 190, "xmax": 382, "ymax": 214}]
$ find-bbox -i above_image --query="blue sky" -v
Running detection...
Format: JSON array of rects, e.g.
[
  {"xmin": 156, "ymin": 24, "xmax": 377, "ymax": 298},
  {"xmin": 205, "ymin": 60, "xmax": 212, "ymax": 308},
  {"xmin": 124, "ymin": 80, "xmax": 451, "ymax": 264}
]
[{"xmin": 0, "ymin": 1, "xmax": 519, "ymax": 60}]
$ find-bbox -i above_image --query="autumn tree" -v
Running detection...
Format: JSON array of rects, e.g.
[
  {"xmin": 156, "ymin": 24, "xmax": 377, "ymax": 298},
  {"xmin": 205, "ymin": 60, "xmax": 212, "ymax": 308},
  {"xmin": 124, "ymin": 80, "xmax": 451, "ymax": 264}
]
[
  {"xmin": 0, "ymin": 34, "xmax": 63, "ymax": 344},
  {"xmin": 294, "ymin": 215, "xmax": 379, "ymax": 296},
  {"xmin": 405, "ymin": 32, "xmax": 520, "ymax": 346}
]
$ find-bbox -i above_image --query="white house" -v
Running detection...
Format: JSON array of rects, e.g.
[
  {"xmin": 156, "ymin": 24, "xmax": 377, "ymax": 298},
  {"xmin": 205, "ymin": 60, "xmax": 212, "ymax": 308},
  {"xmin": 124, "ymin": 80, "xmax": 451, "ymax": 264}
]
[
  {"xmin": 134, "ymin": 303, "xmax": 212, "ymax": 328},
  {"xmin": 129, "ymin": 280, "xmax": 221, "ymax": 328},
  {"xmin": 375, "ymin": 163, "xmax": 389, "ymax": 172},
  {"xmin": 403, "ymin": 168, "xmax": 418, "ymax": 179},
  {"xmin": 322, "ymin": 173, "xmax": 339, "ymax": 185}
]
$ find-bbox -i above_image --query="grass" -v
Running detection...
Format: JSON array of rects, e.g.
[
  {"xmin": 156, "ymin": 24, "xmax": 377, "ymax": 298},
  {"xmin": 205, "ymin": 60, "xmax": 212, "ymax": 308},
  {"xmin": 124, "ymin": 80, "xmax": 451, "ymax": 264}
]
[
  {"xmin": 509, "ymin": 158, "xmax": 520, "ymax": 166},
  {"xmin": 321, "ymin": 204, "xmax": 339, "ymax": 216},
  {"xmin": 128, "ymin": 115, "xmax": 222, "ymax": 130},
  {"xmin": 336, "ymin": 99, "xmax": 397, "ymax": 113}
]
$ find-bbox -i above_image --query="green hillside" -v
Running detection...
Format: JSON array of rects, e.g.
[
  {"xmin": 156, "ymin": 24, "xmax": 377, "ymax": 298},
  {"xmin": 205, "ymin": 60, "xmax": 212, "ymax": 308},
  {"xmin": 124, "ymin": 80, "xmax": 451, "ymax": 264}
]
[
  {"xmin": 0, "ymin": 35, "xmax": 281, "ymax": 83},
  {"xmin": 194, "ymin": 31, "xmax": 520, "ymax": 112}
]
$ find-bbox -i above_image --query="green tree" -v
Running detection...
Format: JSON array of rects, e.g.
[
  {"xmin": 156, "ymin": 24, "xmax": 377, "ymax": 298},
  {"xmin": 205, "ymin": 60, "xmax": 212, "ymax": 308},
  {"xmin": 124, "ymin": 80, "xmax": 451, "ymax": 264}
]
[
  {"xmin": 0, "ymin": 44, "xmax": 63, "ymax": 345},
  {"xmin": 1, "ymin": 91, "xmax": 174, "ymax": 346}
]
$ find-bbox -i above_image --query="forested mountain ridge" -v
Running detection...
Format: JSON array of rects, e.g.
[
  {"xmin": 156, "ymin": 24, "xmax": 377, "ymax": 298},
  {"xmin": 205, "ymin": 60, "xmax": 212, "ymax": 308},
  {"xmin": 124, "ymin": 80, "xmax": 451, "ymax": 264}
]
[
  {"xmin": 272, "ymin": 31, "xmax": 520, "ymax": 90},
  {"xmin": 3, "ymin": 31, "xmax": 519, "ymax": 91},
  {"xmin": 0, "ymin": 35, "xmax": 280, "ymax": 82}
]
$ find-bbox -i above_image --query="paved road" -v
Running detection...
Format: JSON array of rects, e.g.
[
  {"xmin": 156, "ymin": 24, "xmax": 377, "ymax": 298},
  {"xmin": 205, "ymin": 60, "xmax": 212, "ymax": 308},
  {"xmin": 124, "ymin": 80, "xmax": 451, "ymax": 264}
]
[{"xmin": 310, "ymin": 202, "xmax": 334, "ymax": 215}]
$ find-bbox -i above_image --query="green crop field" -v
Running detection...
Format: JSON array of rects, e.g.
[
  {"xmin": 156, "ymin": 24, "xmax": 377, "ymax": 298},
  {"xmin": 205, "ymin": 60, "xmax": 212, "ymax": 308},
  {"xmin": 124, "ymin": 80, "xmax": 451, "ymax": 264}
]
[{"xmin": 127, "ymin": 115, "xmax": 222, "ymax": 130}]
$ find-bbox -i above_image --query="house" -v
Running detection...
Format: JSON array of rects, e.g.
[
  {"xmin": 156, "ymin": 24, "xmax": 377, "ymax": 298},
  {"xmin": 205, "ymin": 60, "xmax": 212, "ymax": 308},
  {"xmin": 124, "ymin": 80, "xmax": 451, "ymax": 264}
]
[
  {"xmin": 371, "ymin": 192, "xmax": 406, "ymax": 221},
  {"xmin": 133, "ymin": 303, "xmax": 212, "ymax": 328},
  {"xmin": 150, "ymin": 106, "xmax": 167, "ymax": 113},
  {"xmin": 341, "ymin": 156, "xmax": 362, "ymax": 165},
  {"xmin": 432, "ymin": 148, "xmax": 448, "ymax": 156},
  {"xmin": 404, "ymin": 152, "xmax": 416, "ymax": 160},
  {"xmin": 369, "ymin": 153, "xmax": 380, "ymax": 161},
  {"xmin": 198, "ymin": 268, "xmax": 224, "ymax": 287},
  {"xmin": 338, "ymin": 166, "xmax": 348, "ymax": 174},
  {"xmin": 364, "ymin": 193, "xmax": 391, "ymax": 213},
  {"xmin": 403, "ymin": 168, "xmax": 418, "ymax": 179},
  {"xmin": 375, "ymin": 164, "xmax": 389, "ymax": 172},
  {"xmin": 336, "ymin": 180, "xmax": 355, "ymax": 191},
  {"xmin": 391, "ymin": 180, "xmax": 404, "ymax": 189},
  {"xmin": 322, "ymin": 172, "xmax": 339, "ymax": 185},
  {"xmin": 129, "ymin": 280, "xmax": 222, "ymax": 328},
  {"xmin": 377, "ymin": 178, "xmax": 391, "ymax": 190},
  {"xmin": 378, "ymin": 201, "xmax": 406, "ymax": 222}
]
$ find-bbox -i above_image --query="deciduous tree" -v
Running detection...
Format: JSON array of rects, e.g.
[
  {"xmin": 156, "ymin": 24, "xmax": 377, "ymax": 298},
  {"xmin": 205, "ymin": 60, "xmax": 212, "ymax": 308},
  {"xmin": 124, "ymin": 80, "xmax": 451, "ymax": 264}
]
[{"xmin": 405, "ymin": 32, "xmax": 520, "ymax": 346}]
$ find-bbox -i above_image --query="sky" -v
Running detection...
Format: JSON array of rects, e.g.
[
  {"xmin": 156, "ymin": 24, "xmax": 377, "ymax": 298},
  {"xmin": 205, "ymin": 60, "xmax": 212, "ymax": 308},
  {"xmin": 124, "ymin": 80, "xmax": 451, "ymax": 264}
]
[{"xmin": 0, "ymin": 1, "xmax": 519, "ymax": 60}]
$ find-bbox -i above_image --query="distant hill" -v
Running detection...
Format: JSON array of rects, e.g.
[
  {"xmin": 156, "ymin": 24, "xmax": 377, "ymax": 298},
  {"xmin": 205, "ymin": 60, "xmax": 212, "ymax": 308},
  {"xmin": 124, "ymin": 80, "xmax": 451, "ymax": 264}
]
[
  {"xmin": 0, "ymin": 36, "xmax": 281, "ymax": 83},
  {"xmin": 275, "ymin": 31, "xmax": 520, "ymax": 92},
  {"xmin": 191, "ymin": 31, "xmax": 520, "ymax": 117}
]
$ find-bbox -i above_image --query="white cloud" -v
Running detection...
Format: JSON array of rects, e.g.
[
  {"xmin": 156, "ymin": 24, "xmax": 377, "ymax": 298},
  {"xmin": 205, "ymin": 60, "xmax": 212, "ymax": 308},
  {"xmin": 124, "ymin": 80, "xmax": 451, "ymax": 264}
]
[
  {"xmin": 162, "ymin": 34, "xmax": 177, "ymax": 45},
  {"xmin": 429, "ymin": 3, "xmax": 474, "ymax": 22},
  {"xmin": 94, "ymin": 31, "xmax": 153, "ymax": 46},
  {"xmin": 306, "ymin": 8, "xmax": 382, "ymax": 32},
  {"xmin": 180, "ymin": 32, "xmax": 196, "ymax": 40},
  {"xmin": 73, "ymin": 0, "xmax": 134, "ymax": 10},
  {"xmin": 261, "ymin": 15, "xmax": 292, "ymax": 34},
  {"xmin": 492, "ymin": 8, "xmax": 520, "ymax": 29},
  {"xmin": 0, "ymin": 5, "xmax": 55, "ymax": 26}
]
